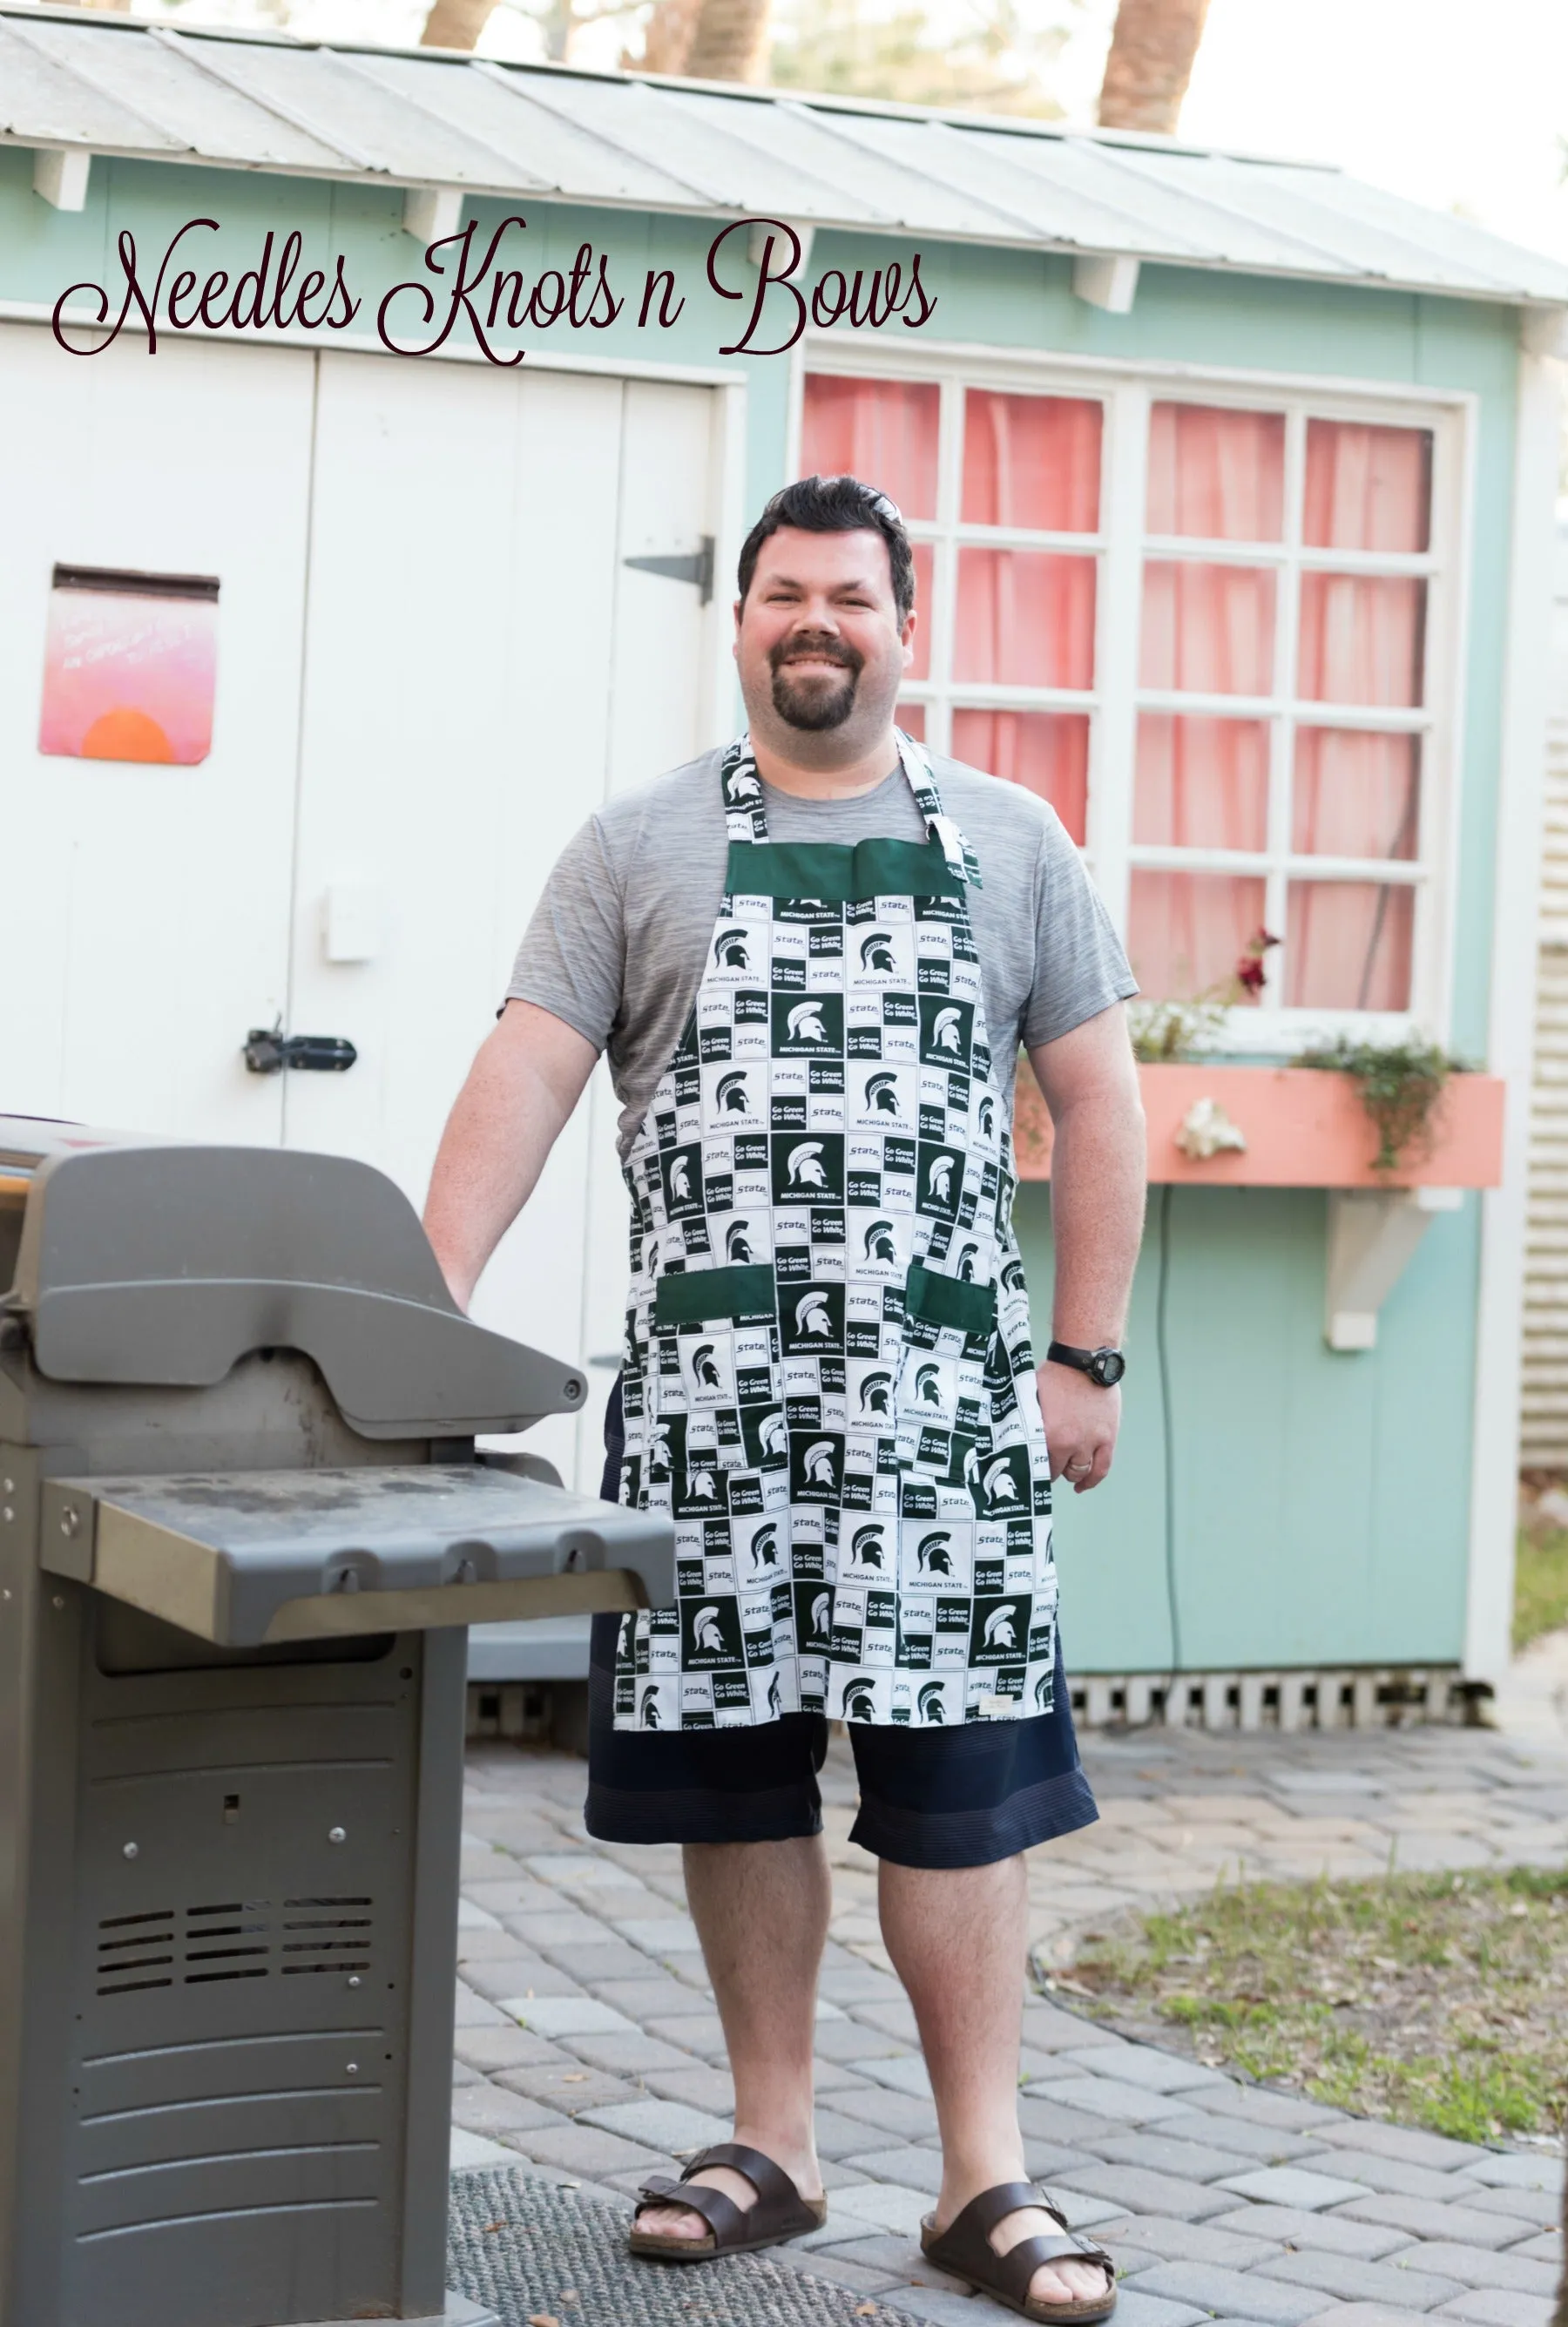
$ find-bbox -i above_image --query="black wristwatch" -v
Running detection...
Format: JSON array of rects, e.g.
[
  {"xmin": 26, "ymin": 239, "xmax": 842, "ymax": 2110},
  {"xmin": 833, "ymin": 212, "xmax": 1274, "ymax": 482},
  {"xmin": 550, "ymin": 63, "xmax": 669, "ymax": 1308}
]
[{"xmin": 1046, "ymin": 1340, "xmax": 1126, "ymax": 1387}]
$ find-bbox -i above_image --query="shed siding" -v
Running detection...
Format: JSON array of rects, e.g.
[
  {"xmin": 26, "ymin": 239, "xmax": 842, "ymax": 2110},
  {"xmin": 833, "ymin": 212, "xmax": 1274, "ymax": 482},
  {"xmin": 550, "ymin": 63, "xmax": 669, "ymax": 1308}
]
[{"xmin": 1521, "ymin": 526, "xmax": 1568, "ymax": 1466}]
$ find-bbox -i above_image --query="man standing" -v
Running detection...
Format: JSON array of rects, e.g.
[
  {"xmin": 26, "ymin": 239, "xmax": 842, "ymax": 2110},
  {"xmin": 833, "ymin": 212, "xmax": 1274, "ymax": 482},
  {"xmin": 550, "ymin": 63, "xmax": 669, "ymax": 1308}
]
[{"xmin": 425, "ymin": 476, "xmax": 1145, "ymax": 2319}]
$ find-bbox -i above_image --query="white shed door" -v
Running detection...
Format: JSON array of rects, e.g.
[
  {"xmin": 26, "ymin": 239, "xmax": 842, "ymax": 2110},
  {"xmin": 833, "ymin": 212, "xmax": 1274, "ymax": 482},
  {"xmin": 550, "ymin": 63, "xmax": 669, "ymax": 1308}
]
[
  {"xmin": 285, "ymin": 358, "xmax": 723, "ymax": 1483},
  {"xmin": 0, "ymin": 326, "xmax": 314, "ymax": 1138}
]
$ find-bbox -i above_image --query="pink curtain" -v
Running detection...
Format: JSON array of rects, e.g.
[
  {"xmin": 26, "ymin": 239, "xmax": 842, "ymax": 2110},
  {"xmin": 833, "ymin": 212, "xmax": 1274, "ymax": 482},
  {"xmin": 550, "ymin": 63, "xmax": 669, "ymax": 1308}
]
[
  {"xmin": 962, "ymin": 392, "xmax": 1102, "ymax": 532},
  {"xmin": 1128, "ymin": 872, "xmax": 1267, "ymax": 998},
  {"xmin": 1140, "ymin": 562, "xmax": 1275, "ymax": 695},
  {"xmin": 1147, "ymin": 403, "xmax": 1285, "ymax": 539},
  {"xmin": 1132, "ymin": 410, "xmax": 1429, "ymax": 1011},
  {"xmin": 907, "ymin": 542, "xmax": 934, "ymax": 680},
  {"xmin": 1134, "ymin": 715, "xmax": 1268, "ymax": 851},
  {"xmin": 953, "ymin": 710, "xmax": 1089, "ymax": 842},
  {"xmin": 800, "ymin": 375, "xmax": 939, "ymax": 519},
  {"xmin": 1305, "ymin": 420, "xmax": 1431, "ymax": 552},
  {"xmin": 956, "ymin": 549, "xmax": 1096, "ymax": 688}
]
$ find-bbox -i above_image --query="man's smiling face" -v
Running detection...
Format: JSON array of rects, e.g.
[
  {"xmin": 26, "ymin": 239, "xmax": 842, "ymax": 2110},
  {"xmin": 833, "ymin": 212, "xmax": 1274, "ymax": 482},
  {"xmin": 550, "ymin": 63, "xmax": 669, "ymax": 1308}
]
[{"xmin": 734, "ymin": 525, "xmax": 915, "ymax": 753}]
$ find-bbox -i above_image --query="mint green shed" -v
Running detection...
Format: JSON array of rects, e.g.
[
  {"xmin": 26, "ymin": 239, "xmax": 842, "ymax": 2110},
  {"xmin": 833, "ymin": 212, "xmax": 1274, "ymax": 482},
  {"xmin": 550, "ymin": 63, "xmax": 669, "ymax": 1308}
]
[{"xmin": 2, "ymin": 2, "xmax": 1563, "ymax": 1722}]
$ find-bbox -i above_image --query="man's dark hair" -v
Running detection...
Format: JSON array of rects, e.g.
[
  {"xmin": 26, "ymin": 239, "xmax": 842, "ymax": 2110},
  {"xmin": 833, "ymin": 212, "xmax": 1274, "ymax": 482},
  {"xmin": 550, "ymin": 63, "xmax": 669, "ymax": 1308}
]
[{"xmin": 737, "ymin": 474, "xmax": 916, "ymax": 623}]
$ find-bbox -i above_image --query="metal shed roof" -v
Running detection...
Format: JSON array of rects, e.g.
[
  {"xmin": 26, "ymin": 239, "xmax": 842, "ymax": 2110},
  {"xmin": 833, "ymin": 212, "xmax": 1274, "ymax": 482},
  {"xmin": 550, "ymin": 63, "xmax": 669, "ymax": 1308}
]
[{"xmin": 3, "ymin": 1, "xmax": 1565, "ymax": 307}]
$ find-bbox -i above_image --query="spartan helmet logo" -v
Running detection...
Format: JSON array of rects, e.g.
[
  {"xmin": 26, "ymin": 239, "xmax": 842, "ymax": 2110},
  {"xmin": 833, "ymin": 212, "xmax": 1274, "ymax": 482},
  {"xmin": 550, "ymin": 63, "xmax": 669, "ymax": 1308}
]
[
  {"xmin": 851, "ymin": 1524, "xmax": 885, "ymax": 1569},
  {"xmin": 795, "ymin": 1290, "xmax": 833, "ymax": 1338},
  {"xmin": 864, "ymin": 1219, "xmax": 897, "ymax": 1263},
  {"xmin": 669, "ymin": 1155, "xmax": 693, "ymax": 1202},
  {"xmin": 716, "ymin": 1070, "xmax": 749, "ymax": 1113},
  {"xmin": 917, "ymin": 1531, "xmax": 954, "ymax": 1576},
  {"xmin": 727, "ymin": 1220, "xmax": 754, "ymax": 1263},
  {"xmin": 767, "ymin": 1672, "xmax": 783, "ymax": 1719},
  {"xmin": 926, "ymin": 1154, "xmax": 955, "ymax": 1205},
  {"xmin": 843, "ymin": 1676, "xmax": 877, "ymax": 1722},
  {"xmin": 760, "ymin": 1412, "xmax": 787, "ymax": 1458},
  {"xmin": 983, "ymin": 1605, "xmax": 1020, "ymax": 1651},
  {"xmin": 713, "ymin": 927, "xmax": 750, "ymax": 968},
  {"xmin": 983, "ymin": 1455, "xmax": 1025, "ymax": 1510},
  {"xmin": 802, "ymin": 1440, "xmax": 837, "ymax": 1488},
  {"xmin": 686, "ymin": 1465, "xmax": 718, "ymax": 1501},
  {"xmin": 693, "ymin": 1343, "xmax": 722, "ymax": 1390},
  {"xmin": 639, "ymin": 1686, "xmax": 662, "ymax": 1729},
  {"xmin": 977, "ymin": 1094, "xmax": 996, "ymax": 1138},
  {"xmin": 859, "ymin": 1370, "xmax": 891, "ymax": 1416},
  {"xmin": 647, "ymin": 1423, "xmax": 673, "ymax": 1472},
  {"xmin": 749, "ymin": 1522, "xmax": 779, "ymax": 1572},
  {"xmin": 859, "ymin": 930, "xmax": 896, "ymax": 972},
  {"xmin": 809, "ymin": 1589, "xmax": 831, "ymax": 1638},
  {"xmin": 916, "ymin": 1363, "xmax": 943, "ymax": 1407},
  {"xmin": 786, "ymin": 1141, "xmax": 828, "ymax": 1190},
  {"xmin": 931, "ymin": 1006, "xmax": 964, "ymax": 1055},
  {"xmin": 963, "ymin": 1444, "xmax": 981, "ymax": 1492},
  {"xmin": 725, "ymin": 769, "xmax": 761, "ymax": 803},
  {"xmin": 1034, "ymin": 1669, "xmax": 1052, "ymax": 1709},
  {"xmin": 693, "ymin": 1605, "xmax": 726, "ymax": 1654},
  {"xmin": 786, "ymin": 1001, "xmax": 827, "ymax": 1045},
  {"xmin": 1002, "ymin": 1256, "xmax": 1027, "ymax": 1294},
  {"xmin": 865, "ymin": 1072, "xmax": 900, "ymax": 1114},
  {"xmin": 918, "ymin": 1681, "xmax": 947, "ymax": 1725},
  {"xmin": 956, "ymin": 1243, "xmax": 980, "ymax": 1282}
]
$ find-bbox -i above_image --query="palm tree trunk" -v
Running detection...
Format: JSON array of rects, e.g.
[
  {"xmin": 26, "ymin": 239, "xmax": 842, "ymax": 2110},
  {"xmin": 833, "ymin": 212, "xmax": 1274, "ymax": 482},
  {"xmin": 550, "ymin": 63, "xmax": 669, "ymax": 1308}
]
[
  {"xmin": 682, "ymin": 0, "xmax": 774, "ymax": 82},
  {"xmin": 1097, "ymin": 0, "xmax": 1211, "ymax": 134},
  {"xmin": 420, "ymin": 0, "xmax": 498, "ymax": 50}
]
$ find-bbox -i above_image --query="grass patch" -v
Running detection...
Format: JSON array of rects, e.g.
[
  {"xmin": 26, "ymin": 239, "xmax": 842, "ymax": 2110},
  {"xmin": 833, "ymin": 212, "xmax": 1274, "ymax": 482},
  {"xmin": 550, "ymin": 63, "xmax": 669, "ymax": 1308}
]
[
  {"xmin": 1516, "ymin": 1525, "xmax": 1568, "ymax": 1652},
  {"xmin": 1057, "ymin": 1864, "xmax": 1568, "ymax": 2145}
]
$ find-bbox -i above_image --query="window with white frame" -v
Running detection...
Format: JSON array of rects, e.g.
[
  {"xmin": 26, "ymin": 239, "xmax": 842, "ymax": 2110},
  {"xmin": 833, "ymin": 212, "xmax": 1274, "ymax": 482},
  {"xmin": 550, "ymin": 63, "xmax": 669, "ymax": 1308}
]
[{"xmin": 797, "ymin": 358, "xmax": 1459, "ymax": 1038}]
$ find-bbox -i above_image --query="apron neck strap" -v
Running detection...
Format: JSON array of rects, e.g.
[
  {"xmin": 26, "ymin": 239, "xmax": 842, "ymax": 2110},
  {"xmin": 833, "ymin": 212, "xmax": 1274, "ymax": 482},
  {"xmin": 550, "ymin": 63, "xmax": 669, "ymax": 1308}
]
[{"xmin": 719, "ymin": 730, "xmax": 982, "ymax": 889}]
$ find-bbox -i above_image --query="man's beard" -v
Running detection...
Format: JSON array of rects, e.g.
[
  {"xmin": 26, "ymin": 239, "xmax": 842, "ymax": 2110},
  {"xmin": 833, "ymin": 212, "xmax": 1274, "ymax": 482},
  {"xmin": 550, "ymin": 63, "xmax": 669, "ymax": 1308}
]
[{"xmin": 769, "ymin": 636, "xmax": 862, "ymax": 732}]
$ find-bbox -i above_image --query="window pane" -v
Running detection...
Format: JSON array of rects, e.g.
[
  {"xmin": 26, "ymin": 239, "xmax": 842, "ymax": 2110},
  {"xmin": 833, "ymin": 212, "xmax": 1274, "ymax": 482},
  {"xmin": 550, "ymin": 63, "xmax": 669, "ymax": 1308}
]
[
  {"xmin": 800, "ymin": 375, "xmax": 939, "ymax": 519},
  {"xmin": 1286, "ymin": 882, "xmax": 1413, "ymax": 1010},
  {"xmin": 952, "ymin": 709, "xmax": 1089, "ymax": 843},
  {"xmin": 1140, "ymin": 562, "xmax": 1275, "ymax": 695},
  {"xmin": 1304, "ymin": 420, "xmax": 1432, "ymax": 553},
  {"xmin": 1292, "ymin": 729, "xmax": 1420, "ymax": 859},
  {"xmin": 1298, "ymin": 574, "xmax": 1426, "ymax": 707},
  {"xmin": 962, "ymin": 391, "xmax": 1101, "ymax": 532},
  {"xmin": 1146, "ymin": 403, "xmax": 1285, "ymax": 541},
  {"xmin": 1127, "ymin": 870, "xmax": 1268, "ymax": 1001},
  {"xmin": 897, "ymin": 700, "xmax": 926, "ymax": 740},
  {"xmin": 907, "ymin": 542, "xmax": 935, "ymax": 681},
  {"xmin": 1133, "ymin": 715, "xmax": 1268, "ymax": 850},
  {"xmin": 955, "ymin": 550, "xmax": 1096, "ymax": 687}
]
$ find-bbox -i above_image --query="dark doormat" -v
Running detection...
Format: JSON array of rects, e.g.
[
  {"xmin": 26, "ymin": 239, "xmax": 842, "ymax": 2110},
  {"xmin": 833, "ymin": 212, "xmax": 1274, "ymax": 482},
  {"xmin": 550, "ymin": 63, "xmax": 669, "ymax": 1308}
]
[{"xmin": 449, "ymin": 2167, "xmax": 925, "ymax": 2327}]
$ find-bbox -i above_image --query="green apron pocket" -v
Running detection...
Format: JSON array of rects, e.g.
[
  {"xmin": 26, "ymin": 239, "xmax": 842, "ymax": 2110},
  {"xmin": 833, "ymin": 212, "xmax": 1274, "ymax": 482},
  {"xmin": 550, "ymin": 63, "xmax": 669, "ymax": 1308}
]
[
  {"xmin": 903, "ymin": 1258, "xmax": 997, "ymax": 1340},
  {"xmin": 652, "ymin": 1263, "xmax": 777, "ymax": 1329}
]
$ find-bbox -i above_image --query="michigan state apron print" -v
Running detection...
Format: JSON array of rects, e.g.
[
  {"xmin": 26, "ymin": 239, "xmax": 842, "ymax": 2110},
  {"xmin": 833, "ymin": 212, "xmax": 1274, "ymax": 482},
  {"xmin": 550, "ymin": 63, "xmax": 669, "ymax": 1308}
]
[{"xmin": 610, "ymin": 730, "xmax": 1058, "ymax": 1730}]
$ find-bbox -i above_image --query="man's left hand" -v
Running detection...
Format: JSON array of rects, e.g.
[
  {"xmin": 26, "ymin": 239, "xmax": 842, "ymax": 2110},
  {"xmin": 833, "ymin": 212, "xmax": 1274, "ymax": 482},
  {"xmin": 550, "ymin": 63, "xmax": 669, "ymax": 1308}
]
[{"xmin": 1037, "ymin": 1363, "xmax": 1120, "ymax": 1493}]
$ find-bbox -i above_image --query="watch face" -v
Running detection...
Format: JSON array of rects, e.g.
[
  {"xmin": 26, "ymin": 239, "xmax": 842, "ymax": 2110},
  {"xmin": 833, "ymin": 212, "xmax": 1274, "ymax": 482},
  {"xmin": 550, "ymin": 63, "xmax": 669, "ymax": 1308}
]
[{"xmin": 1092, "ymin": 1349, "xmax": 1126, "ymax": 1386}]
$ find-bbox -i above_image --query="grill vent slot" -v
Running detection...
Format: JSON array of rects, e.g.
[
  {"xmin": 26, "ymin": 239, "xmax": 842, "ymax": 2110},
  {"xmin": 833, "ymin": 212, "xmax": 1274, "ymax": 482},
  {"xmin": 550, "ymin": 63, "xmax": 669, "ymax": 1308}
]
[
  {"xmin": 280, "ymin": 1896, "xmax": 374, "ymax": 1976},
  {"xmin": 95, "ymin": 1898, "xmax": 375, "ymax": 1992}
]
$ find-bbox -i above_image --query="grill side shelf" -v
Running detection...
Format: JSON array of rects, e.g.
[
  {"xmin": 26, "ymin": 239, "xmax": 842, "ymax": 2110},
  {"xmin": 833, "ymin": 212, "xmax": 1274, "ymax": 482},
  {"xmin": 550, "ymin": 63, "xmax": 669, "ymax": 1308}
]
[{"xmin": 40, "ymin": 1467, "xmax": 675, "ymax": 1646}]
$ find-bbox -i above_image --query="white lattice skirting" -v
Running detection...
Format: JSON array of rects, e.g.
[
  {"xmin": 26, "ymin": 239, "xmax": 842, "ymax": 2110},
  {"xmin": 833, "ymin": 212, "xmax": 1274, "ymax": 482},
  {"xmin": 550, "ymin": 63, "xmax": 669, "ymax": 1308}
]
[{"xmin": 1068, "ymin": 1667, "xmax": 1478, "ymax": 1729}]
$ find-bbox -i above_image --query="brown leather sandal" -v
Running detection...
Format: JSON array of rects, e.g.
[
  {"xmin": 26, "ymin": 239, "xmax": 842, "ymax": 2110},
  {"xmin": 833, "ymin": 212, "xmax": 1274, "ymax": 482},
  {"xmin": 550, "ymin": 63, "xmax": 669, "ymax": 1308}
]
[
  {"xmin": 628, "ymin": 2141, "xmax": 828, "ymax": 2261},
  {"xmin": 922, "ymin": 2181, "xmax": 1117, "ymax": 2322}
]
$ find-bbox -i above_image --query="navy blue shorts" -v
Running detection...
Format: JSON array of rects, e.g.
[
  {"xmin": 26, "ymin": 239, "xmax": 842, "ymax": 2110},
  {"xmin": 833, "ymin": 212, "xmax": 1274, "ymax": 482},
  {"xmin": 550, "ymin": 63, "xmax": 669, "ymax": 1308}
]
[{"xmin": 584, "ymin": 1381, "xmax": 1098, "ymax": 1870}]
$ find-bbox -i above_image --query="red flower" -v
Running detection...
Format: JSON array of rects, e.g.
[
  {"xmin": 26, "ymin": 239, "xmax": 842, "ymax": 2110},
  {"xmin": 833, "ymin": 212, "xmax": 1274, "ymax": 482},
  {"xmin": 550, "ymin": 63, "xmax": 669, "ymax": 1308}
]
[{"xmin": 1234, "ymin": 929, "xmax": 1280, "ymax": 996}]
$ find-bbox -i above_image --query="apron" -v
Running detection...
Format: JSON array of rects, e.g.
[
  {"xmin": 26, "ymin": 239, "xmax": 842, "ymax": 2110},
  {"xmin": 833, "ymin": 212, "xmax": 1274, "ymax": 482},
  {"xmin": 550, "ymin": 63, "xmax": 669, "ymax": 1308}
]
[{"xmin": 610, "ymin": 730, "xmax": 1058, "ymax": 1731}]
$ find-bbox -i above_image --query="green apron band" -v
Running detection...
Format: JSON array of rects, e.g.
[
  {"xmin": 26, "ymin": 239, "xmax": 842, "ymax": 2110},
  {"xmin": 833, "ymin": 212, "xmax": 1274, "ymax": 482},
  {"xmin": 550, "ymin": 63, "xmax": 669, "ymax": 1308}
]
[
  {"xmin": 904, "ymin": 1260, "xmax": 998, "ymax": 1338},
  {"xmin": 652, "ymin": 1263, "xmax": 777, "ymax": 1329},
  {"xmin": 725, "ymin": 837, "xmax": 963, "ymax": 903}
]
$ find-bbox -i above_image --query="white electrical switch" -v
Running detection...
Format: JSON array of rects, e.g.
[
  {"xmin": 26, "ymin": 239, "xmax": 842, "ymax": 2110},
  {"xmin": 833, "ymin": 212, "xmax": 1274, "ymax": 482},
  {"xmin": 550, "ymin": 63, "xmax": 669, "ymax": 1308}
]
[{"xmin": 323, "ymin": 883, "xmax": 382, "ymax": 964}]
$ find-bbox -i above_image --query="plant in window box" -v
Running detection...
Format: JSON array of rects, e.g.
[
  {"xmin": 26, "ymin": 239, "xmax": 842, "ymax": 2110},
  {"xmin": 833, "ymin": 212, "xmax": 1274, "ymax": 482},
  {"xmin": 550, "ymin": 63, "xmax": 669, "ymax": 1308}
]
[
  {"xmin": 1295, "ymin": 1035, "xmax": 1470, "ymax": 1174},
  {"xmin": 1127, "ymin": 928, "xmax": 1280, "ymax": 1063}
]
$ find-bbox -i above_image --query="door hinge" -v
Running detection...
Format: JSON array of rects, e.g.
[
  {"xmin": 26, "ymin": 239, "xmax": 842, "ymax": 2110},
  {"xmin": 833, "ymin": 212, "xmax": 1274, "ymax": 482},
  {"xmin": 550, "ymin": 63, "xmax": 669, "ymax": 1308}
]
[{"xmin": 623, "ymin": 536, "xmax": 714, "ymax": 605}]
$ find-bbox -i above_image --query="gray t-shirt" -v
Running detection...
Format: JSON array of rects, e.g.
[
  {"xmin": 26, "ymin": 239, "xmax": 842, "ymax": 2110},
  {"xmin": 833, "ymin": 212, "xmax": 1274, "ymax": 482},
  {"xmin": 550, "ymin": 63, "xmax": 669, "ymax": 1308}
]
[{"xmin": 508, "ymin": 747, "xmax": 1136, "ymax": 1159}]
